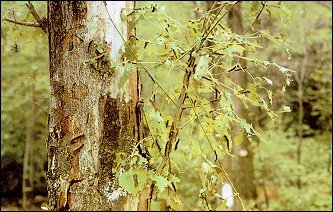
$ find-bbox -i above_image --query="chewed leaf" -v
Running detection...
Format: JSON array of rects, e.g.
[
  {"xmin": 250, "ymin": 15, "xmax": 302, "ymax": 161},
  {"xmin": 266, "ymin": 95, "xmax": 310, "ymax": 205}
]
[
  {"xmin": 282, "ymin": 106, "xmax": 292, "ymax": 112},
  {"xmin": 151, "ymin": 175, "xmax": 170, "ymax": 193},
  {"xmin": 272, "ymin": 63, "xmax": 295, "ymax": 74},
  {"xmin": 263, "ymin": 77, "xmax": 273, "ymax": 85}
]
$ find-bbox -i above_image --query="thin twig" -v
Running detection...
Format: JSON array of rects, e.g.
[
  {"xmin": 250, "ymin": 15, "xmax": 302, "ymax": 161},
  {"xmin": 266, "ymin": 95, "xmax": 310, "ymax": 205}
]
[
  {"xmin": 188, "ymin": 95, "xmax": 217, "ymax": 161},
  {"xmin": 25, "ymin": 1, "xmax": 48, "ymax": 32},
  {"xmin": 2, "ymin": 18, "xmax": 40, "ymax": 27},
  {"xmin": 241, "ymin": 1, "xmax": 266, "ymax": 35},
  {"xmin": 142, "ymin": 108, "xmax": 163, "ymax": 155},
  {"xmin": 157, "ymin": 55, "xmax": 196, "ymax": 174},
  {"xmin": 201, "ymin": 2, "xmax": 223, "ymax": 37},
  {"xmin": 200, "ymin": 1, "xmax": 239, "ymax": 47},
  {"xmin": 26, "ymin": 1, "xmax": 42, "ymax": 22}
]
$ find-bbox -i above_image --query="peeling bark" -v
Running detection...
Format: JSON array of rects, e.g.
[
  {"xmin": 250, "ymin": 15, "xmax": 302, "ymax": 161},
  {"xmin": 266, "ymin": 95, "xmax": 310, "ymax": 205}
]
[{"xmin": 47, "ymin": 1, "xmax": 140, "ymax": 210}]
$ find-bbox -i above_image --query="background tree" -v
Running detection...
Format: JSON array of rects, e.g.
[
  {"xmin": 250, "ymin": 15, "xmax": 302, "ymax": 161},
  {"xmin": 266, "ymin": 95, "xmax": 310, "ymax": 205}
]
[
  {"xmin": 227, "ymin": 3, "xmax": 257, "ymax": 210},
  {"xmin": 22, "ymin": 71, "xmax": 36, "ymax": 209},
  {"xmin": 1, "ymin": 1, "xmax": 49, "ymax": 210}
]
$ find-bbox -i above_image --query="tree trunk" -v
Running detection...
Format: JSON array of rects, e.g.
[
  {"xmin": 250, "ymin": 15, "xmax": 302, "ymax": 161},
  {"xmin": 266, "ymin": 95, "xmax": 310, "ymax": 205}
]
[
  {"xmin": 47, "ymin": 1, "xmax": 141, "ymax": 210},
  {"xmin": 295, "ymin": 50, "xmax": 307, "ymax": 189},
  {"xmin": 23, "ymin": 71, "xmax": 36, "ymax": 210},
  {"xmin": 227, "ymin": 3, "xmax": 257, "ymax": 209}
]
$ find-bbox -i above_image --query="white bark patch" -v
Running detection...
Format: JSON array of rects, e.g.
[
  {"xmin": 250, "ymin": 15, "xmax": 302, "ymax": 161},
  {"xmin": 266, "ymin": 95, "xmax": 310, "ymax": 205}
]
[
  {"xmin": 79, "ymin": 136, "xmax": 97, "ymax": 175},
  {"xmin": 87, "ymin": 1, "xmax": 130, "ymax": 101},
  {"xmin": 103, "ymin": 181, "xmax": 127, "ymax": 204},
  {"xmin": 103, "ymin": 1, "xmax": 127, "ymax": 62},
  {"xmin": 50, "ymin": 95, "xmax": 58, "ymax": 109},
  {"xmin": 51, "ymin": 154, "xmax": 56, "ymax": 174}
]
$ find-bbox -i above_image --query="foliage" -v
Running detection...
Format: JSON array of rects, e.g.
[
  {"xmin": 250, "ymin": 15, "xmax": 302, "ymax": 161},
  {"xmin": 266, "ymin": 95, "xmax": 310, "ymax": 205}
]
[
  {"xmin": 1, "ymin": 1, "xmax": 49, "ymax": 197},
  {"xmin": 111, "ymin": 1, "xmax": 293, "ymax": 210},
  {"xmin": 254, "ymin": 129, "xmax": 332, "ymax": 211},
  {"xmin": 1, "ymin": 1, "xmax": 331, "ymax": 211}
]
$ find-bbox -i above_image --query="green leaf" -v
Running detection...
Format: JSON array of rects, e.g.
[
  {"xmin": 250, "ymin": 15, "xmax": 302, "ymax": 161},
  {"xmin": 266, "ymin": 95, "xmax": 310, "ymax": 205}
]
[
  {"xmin": 166, "ymin": 195, "xmax": 183, "ymax": 210},
  {"xmin": 201, "ymin": 162, "xmax": 211, "ymax": 173},
  {"xmin": 234, "ymin": 131, "xmax": 244, "ymax": 145},
  {"xmin": 239, "ymin": 119, "xmax": 255, "ymax": 136},
  {"xmin": 215, "ymin": 202, "xmax": 227, "ymax": 211},
  {"xmin": 260, "ymin": 30, "xmax": 280, "ymax": 45},
  {"xmin": 151, "ymin": 175, "xmax": 170, "ymax": 192},
  {"xmin": 272, "ymin": 62, "xmax": 294, "ymax": 74},
  {"xmin": 195, "ymin": 37, "xmax": 201, "ymax": 49},
  {"xmin": 125, "ymin": 36, "xmax": 137, "ymax": 61},
  {"xmin": 225, "ymin": 44, "xmax": 245, "ymax": 55},
  {"xmin": 134, "ymin": 169, "xmax": 151, "ymax": 191},
  {"xmin": 194, "ymin": 55, "xmax": 210, "ymax": 80},
  {"xmin": 170, "ymin": 42, "xmax": 179, "ymax": 57},
  {"xmin": 148, "ymin": 109, "xmax": 164, "ymax": 123},
  {"xmin": 169, "ymin": 174, "xmax": 180, "ymax": 184},
  {"xmin": 119, "ymin": 170, "xmax": 135, "ymax": 194}
]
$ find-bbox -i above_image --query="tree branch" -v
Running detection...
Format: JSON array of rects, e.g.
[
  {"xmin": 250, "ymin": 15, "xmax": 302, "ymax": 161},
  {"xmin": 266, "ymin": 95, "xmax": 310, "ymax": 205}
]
[
  {"xmin": 2, "ymin": 18, "xmax": 40, "ymax": 27},
  {"xmin": 2, "ymin": 1, "xmax": 48, "ymax": 32},
  {"xmin": 200, "ymin": 1, "xmax": 239, "ymax": 47},
  {"xmin": 26, "ymin": 1, "xmax": 48, "ymax": 32},
  {"xmin": 26, "ymin": 1, "xmax": 42, "ymax": 22},
  {"xmin": 242, "ymin": 1, "xmax": 266, "ymax": 35}
]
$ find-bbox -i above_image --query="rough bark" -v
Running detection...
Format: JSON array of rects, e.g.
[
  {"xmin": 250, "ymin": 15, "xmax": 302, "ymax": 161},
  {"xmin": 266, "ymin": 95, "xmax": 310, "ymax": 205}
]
[
  {"xmin": 227, "ymin": 3, "xmax": 257, "ymax": 209},
  {"xmin": 47, "ymin": 1, "xmax": 141, "ymax": 210}
]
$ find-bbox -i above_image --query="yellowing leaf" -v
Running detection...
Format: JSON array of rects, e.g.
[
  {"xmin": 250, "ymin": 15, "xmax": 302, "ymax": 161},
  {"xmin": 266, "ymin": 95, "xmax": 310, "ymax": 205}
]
[
  {"xmin": 234, "ymin": 131, "xmax": 244, "ymax": 145},
  {"xmin": 266, "ymin": 90, "xmax": 273, "ymax": 105},
  {"xmin": 194, "ymin": 55, "xmax": 210, "ymax": 80}
]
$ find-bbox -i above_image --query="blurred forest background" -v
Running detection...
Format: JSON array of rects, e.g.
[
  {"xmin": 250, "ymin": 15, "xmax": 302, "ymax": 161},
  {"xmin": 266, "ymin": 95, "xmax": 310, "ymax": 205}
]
[{"xmin": 1, "ymin": 1, "xmax": 332, "ymax": 211}]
